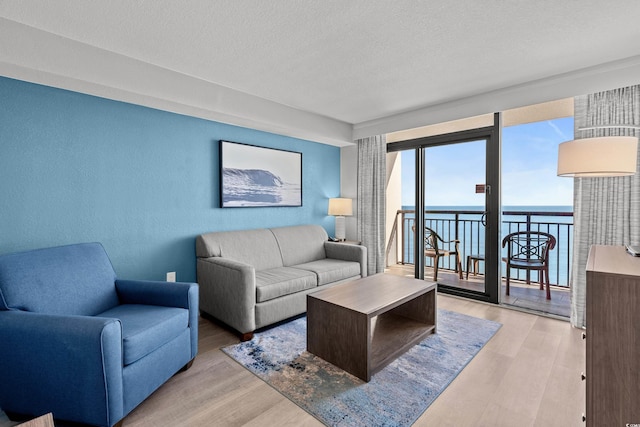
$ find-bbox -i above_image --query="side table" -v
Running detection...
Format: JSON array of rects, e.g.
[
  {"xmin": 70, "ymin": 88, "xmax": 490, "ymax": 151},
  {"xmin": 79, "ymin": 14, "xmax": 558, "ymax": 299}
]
[{"xmin": 466, "ymin": 254, "xmax": 484, "ymax": 279}]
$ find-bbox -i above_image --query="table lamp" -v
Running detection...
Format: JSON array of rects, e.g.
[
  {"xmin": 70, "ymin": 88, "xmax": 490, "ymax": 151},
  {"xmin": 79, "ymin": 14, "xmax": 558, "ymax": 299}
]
[{"xmin": 328, "ymin": 198, "xmax": 353, "ymax": 241}]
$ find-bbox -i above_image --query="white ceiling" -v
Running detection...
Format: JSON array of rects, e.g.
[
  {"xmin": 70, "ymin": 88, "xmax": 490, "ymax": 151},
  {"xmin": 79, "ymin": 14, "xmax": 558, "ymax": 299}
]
[{"xmin": 2, "ymin": 1, "xmax": 640, "ymax": 146}]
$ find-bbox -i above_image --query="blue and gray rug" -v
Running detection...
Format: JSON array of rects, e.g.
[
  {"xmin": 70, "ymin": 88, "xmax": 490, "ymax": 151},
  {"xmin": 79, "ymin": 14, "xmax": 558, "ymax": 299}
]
[{"xmin": 222, "ymin": 309, "xmax": 501, "ymax": 426}]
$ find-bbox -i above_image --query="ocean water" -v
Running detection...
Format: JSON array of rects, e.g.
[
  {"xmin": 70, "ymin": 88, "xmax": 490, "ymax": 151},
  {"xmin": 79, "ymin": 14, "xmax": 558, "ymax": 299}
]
[
  {"xmin": 398, "ymin": 205, "xmax": 573, "ymax": 286},
  {"xmin": 222, "ymin": 167, "xmax": 302, "ymax": 207}
]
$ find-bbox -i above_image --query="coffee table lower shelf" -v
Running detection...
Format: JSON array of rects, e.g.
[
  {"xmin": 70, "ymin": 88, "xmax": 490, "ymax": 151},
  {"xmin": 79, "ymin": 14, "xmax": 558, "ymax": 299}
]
[
  {"xmin": 370, "ymin": 312, "xmax": 436, "ymax": 374},
  {"xmin": 307, "ymin": 274, "xmax": 437, "ymax": 382}
]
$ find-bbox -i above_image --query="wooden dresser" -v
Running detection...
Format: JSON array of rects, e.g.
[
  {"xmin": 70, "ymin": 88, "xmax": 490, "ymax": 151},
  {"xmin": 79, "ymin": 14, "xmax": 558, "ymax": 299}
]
[{"xmin": 585, "ymin": 245, "xmax": 640, "ymax": 426}]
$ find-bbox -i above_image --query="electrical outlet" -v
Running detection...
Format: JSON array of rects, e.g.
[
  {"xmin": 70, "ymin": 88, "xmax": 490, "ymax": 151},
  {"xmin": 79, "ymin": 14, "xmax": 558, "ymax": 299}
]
[{"xmin": 166, "ymin": 271, "xmax": 176, "ymax": 282}]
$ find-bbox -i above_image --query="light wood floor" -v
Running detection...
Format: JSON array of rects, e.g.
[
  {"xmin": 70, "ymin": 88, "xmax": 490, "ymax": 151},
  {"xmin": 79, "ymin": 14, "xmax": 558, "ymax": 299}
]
[
  {"xmin": 0, "ymin": 295, "xmax": 585, "ymax": 427},
  {"xmin": 393, "ymin": 264, "xmax": 571, "ymax": 318}
]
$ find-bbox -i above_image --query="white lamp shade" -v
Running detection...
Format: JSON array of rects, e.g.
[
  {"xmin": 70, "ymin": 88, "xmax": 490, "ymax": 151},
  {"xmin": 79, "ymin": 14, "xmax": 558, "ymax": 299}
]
[
  {"xmin": 328, "ymin": 198, "xmax": 353, "ymax": 216},
  {"xmin": 557, "ymin": 136, "xmax": 638, "ymax": 177}
]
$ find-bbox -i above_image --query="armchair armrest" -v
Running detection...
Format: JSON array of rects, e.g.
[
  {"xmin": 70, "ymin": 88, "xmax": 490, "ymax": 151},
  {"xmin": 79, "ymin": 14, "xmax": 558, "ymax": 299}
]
[
  {"xmin": 196, "ymin": 257, "xmax": 256, "ymax": 334},
  {"xmin": 115, "ymin": 280, "xmax": 199, "ymax": 359},
  {"xmin": 0, "ymin": 311, "xmax": 123, "ymax": 427},
  {"xmin": 115, "ymin": 279, "xmax": 197, "ymax": 310},
  {"xmin": 325, "ymin": 242, "xmax": 368, "ymax": 277}
]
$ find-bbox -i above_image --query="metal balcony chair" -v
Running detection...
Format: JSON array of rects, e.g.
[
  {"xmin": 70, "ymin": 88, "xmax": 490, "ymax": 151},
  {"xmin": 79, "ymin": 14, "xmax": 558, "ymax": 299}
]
[
  {"xmin": 424, "ymin": 227, "xmax": 463, "ymax": 282},
  {"xmin": 501, "ymin": 231, "xmax": 556, "ymax": 300}
]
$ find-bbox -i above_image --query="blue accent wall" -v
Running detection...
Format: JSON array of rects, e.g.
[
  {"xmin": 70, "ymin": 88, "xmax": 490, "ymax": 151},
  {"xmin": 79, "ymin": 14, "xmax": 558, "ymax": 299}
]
[{"xmin": 0, "ymin": 77, "xmax": 340, "ymax": 282}]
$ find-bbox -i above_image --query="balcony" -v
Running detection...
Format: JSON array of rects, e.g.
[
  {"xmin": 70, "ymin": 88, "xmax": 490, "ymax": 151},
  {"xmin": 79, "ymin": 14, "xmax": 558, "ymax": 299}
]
[{"xmin": 386, "ymin": 209, "xmax": 573, "ymax": 317}]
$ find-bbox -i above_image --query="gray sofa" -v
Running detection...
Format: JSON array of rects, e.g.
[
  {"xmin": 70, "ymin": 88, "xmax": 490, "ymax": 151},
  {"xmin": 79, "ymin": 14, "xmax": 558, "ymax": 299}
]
[{"xmin": 196, "ymin": 224, "xmax": 367, "ymax": 339}]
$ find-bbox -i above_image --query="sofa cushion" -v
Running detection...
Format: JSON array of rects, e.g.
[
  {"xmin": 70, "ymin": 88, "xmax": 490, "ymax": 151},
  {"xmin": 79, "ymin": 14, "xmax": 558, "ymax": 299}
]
[
  {"xmin": 293, "ymin": 259, "xmax": 362, "ymax": 286},
  {"xmin": 255, "ymin": 267, "xmax": 317, "ymax": 303},
  {"xmin": 98, "ymin": 304, "xmax": 189, "ymax": 366},
  {"xmin": 270, "ymin": 225, "xmax": 328, "ymax": 266},
  {"xmin": 196, "ymin": 228, "xmax": 284, "ymax": 271}
]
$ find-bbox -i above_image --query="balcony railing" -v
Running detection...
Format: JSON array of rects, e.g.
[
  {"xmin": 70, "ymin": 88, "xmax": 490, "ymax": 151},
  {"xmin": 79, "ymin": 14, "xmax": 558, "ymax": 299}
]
[{"xmin": 387, "ymin": 209, "xmax": 573, "ymax": 287}]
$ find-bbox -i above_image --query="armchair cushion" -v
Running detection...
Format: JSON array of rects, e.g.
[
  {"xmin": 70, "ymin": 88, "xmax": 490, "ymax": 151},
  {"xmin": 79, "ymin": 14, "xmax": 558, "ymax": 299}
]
[
  {"xmin": 0, "ymin": 243, "xmax": 119, "ymax": 315},
  {"xmin": 255, "ymin": 267, "xmax": 316, "ymax": 303},
  {"xmin": 116, "ymin": 279, "xmax": 199, "ymax": 360},
  {"xmin": 97, "ymin": 304, "xmax": 189, "ymax": 366}
]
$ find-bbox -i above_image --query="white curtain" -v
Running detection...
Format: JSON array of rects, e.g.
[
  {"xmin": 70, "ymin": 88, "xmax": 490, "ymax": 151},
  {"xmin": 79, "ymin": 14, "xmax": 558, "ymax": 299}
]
[
  {"xmin": 357, "ymin": 134, "xmax": 387, "ymax": 275},
  {"xmin": 570, "ymin": 85, "xmax": 640, "ymax": 328}
]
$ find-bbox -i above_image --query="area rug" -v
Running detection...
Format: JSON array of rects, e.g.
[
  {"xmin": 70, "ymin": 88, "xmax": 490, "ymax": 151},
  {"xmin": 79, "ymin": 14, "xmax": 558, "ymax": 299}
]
[{"xmin": 222, "ymin": 309, "xmax": 501, "ymax": 426}]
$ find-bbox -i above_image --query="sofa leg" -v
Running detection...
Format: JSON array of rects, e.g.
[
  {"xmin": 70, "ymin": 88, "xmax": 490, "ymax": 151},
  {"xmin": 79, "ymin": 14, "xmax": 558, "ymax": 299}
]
[
  {"xmin": 113, "ymin": 420, "xmax": 124, "ymax": 427},
  {"xmin": 240, "ymin": 332, "xmax": 254, "ymax": 342},
  {"xmin": 180, "ymin": 359, "xmax": 195, "ymax": 372}
]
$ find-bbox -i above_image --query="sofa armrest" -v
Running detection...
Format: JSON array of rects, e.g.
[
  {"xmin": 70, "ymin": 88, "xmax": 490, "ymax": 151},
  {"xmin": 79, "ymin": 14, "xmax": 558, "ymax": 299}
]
[
  {"xmin": 115, "ymin": 280, "xmax": 199, "ymax": 359},
  {"xmin": 0, "ymin": 311, "xmax": 123, "ymax": 427},
  {"xmin": 325, "ymin": 242, "xmax": 368, "ymax": 277},
  {"xmin": 196, "ymin": 257, "xmax": 257, "ymax": 334}
]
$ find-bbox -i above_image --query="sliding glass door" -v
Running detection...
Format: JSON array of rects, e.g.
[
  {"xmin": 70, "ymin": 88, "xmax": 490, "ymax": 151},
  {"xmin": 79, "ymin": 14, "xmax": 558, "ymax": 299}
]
[
  {"xmin": 422, "ymin": 139, "xmax": 488, "ymax": 295},
  {"xmin": 388, "ymin": 115, "xmax": 501, "ymax": 304}
]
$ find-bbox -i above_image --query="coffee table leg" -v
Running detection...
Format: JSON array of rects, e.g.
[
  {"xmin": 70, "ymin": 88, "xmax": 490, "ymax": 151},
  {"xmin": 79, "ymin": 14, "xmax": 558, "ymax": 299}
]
[{"xmin": 307, "ymin": 296, "xmax": 370, "ymax": 381}]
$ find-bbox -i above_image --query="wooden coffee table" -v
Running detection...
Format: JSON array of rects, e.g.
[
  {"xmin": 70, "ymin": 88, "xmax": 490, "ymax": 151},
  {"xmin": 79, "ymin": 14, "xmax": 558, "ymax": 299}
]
[{"xmin": 307, "ymin": 274, "xmax": 437, "ymax": 382}]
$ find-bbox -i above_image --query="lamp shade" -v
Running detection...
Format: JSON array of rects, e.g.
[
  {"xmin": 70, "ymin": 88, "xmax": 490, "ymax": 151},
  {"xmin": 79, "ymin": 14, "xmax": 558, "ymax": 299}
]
[
  {"xmin": 557, "ymin": 136, "xmax": 638, "ymax": 177},
  {"xmin": 328, "ymin": 198, "xmax": 353, "ymax": 216}
]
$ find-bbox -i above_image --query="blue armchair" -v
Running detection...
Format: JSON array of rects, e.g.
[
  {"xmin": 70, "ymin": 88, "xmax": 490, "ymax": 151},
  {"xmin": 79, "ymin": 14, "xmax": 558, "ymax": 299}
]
[{"xmin": 0, "ymin": 243, "xmax": 199, "ymax": 427}]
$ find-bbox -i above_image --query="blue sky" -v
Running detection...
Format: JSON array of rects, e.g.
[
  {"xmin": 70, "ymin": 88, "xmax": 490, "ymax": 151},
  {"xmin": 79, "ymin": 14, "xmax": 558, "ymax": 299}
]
[{"xmin": 400, "ymin": 117, "xmax": 574, "ymax": 207}]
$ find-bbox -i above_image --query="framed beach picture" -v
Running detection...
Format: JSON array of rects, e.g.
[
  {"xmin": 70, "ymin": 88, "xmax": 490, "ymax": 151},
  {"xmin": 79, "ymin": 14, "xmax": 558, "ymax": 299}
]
[{"xmin": 219, "ymin": 140, "xmax": 302, "ymax": 207}]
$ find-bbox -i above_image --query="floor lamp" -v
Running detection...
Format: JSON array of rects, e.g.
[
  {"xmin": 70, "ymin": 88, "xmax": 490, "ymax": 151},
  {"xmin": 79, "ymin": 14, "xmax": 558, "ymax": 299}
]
[
  {"xmin": 558, "ymin": 135, "xmax": 638, "ymax": 177},
  {"xmin": 328, "ymin": 198, "xmax": 353, "ymax": 241}
]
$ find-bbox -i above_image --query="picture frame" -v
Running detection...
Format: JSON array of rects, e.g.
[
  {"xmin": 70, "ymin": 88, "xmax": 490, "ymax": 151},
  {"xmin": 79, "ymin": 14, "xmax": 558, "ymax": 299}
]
[{"xmin": 219, "ymin": 140, "xmax": 303, "ymax": 207}]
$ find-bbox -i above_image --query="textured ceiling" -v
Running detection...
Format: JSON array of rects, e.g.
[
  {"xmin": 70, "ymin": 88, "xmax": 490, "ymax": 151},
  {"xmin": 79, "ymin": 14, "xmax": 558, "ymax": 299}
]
[{"xmin": 1, "ymin": 1, "xmax": 640, "ymax": 126}]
